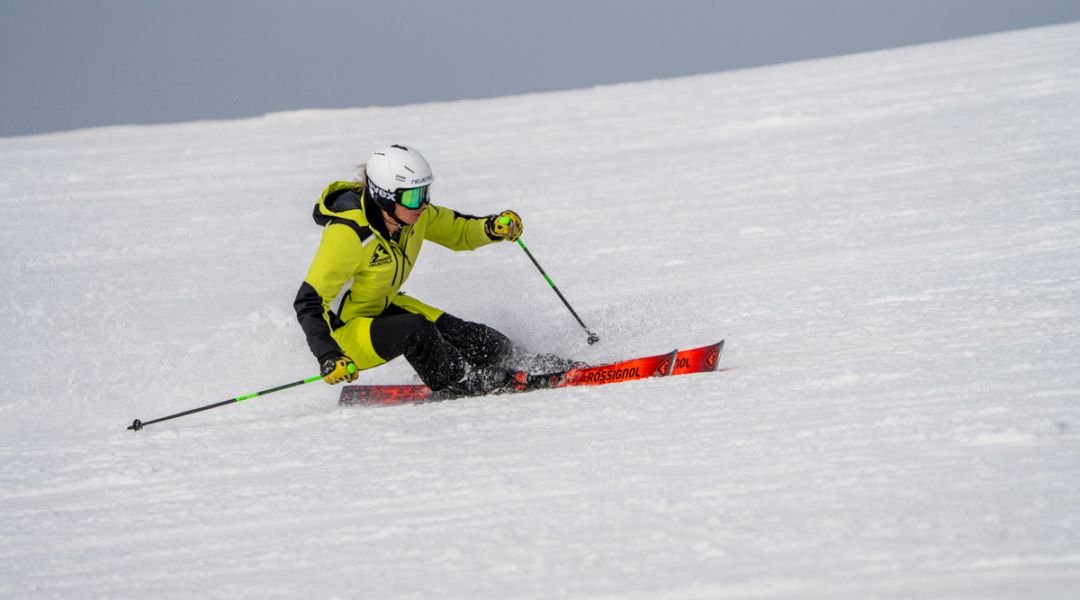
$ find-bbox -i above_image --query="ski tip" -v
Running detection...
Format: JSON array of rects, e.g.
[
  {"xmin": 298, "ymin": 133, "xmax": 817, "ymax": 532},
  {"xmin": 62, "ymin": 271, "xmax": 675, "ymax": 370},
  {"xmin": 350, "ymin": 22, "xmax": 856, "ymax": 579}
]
[
  {"xmin": 658, "ymin": 349, "xmax": 678, "ymax": 377},
  {"xmin": 707, "ymin": 340, "xmax": 724, "ymax": 372}
]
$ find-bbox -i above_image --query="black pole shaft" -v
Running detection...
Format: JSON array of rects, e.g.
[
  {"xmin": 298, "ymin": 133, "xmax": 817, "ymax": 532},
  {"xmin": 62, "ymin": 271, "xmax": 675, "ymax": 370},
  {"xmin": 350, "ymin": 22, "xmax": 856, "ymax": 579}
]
[
  {"xmin": 516, "ymin": 239, "xmax": 600, "ymax": 345},
  {"xmin": 128, "ymin": 375, "xmax": 321, "ymax": 431},
  {"xmin": 129, "ymin": 398, "xmax": 236, "ymax": 430}
]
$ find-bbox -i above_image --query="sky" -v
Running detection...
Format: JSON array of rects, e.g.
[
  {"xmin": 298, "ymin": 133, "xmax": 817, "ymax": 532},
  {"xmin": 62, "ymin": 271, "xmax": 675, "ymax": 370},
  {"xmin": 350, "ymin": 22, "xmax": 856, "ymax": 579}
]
[{"xmin": 2, "ymin": 0, "xmax": 1079, "ymax": 138}]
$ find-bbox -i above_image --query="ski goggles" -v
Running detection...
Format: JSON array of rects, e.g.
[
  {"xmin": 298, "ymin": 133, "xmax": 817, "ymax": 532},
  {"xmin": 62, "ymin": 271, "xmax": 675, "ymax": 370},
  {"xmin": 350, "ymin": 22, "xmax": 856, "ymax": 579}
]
[{"xmin": 397, "ymin": 185, "xmax": 430, "ymax": 209}]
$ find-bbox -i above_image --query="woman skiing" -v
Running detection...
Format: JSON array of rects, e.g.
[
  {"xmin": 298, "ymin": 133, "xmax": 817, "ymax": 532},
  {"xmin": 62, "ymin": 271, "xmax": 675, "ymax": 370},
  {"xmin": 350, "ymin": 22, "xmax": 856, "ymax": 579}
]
[{"xmin": 294, "ymin": 144, "xmax": 526, "ymax": 396}]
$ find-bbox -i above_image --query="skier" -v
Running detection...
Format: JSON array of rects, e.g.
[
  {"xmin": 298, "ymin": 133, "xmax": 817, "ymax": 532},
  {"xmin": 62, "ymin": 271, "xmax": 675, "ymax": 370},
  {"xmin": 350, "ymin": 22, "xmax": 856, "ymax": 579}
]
[{"xmin": 294, "ymin": 144, "xmax": 527, "ymax": 397}]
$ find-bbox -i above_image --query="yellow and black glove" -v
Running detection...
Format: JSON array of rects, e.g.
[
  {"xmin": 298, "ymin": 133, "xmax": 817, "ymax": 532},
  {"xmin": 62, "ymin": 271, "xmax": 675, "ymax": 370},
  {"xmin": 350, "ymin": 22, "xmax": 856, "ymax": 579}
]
[
  {"xmin": 484, "ymin": 210, "xmax": 523, "ymax": 242},
  {"xmin": 320, "ymin": 355, "xmax": 358, "ymax": 385}
]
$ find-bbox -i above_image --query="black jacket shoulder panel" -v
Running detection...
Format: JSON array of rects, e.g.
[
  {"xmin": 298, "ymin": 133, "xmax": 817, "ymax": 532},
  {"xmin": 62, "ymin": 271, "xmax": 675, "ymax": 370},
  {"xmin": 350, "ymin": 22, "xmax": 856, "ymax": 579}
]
[
  {"xmin": 312, "ymin": 190, "xmax": 373, "ymax": 242},
  {"xmin": 325, "ymin": 189, "xmax": 363, "ymax": 212}
]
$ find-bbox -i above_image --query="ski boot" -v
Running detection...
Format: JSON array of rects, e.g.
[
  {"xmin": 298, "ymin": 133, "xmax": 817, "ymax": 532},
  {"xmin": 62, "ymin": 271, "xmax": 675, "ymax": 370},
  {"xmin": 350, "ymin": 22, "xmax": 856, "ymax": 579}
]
[{"xmin": 431, "ymin": 365, "xmax": 515, "ymax": 400}]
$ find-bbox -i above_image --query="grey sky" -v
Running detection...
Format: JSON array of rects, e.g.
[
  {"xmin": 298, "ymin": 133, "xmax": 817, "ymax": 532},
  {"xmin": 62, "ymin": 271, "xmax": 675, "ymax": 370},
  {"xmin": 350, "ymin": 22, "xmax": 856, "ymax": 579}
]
[{"xmin": 2, "ymin": 0, "xmax": 1079, "ymax": 138}]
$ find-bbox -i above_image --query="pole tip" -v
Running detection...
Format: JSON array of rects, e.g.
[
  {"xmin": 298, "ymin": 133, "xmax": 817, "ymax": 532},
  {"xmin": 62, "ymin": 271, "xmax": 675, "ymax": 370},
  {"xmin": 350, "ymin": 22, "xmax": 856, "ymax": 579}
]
[
  {"xmin": 587, "ymin": 333, "xmax": 600, "ymax": 345},
  {"xmin": 128, "ymin": 419, "xmax": 143, "ymax": 431}
]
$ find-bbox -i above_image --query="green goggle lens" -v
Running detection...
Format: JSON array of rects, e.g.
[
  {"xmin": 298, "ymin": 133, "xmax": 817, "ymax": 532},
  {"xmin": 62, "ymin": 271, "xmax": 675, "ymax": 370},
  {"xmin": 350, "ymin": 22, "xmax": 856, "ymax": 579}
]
[{"xmin": 398, "ymin": 186, "xmax": 430, "ymax": 209}]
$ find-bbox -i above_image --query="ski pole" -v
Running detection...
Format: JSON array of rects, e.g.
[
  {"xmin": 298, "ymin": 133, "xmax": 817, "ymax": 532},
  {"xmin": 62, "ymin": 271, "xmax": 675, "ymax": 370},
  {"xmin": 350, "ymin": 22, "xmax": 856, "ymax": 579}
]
[
  {"xmin": 515, "ymin": 237, "xmax": 600, "ymax": 345},
  {"xmin": 126, "ymin": 369, "xmax": 345, "ymax": 431}
]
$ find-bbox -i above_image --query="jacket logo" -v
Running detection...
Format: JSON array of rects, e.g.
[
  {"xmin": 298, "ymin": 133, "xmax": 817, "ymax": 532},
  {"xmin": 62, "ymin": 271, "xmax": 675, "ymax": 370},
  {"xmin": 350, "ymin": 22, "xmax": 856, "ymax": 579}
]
[{"xmin": 369, "ymin": 245, "xmax": 392, "ymax": 267}]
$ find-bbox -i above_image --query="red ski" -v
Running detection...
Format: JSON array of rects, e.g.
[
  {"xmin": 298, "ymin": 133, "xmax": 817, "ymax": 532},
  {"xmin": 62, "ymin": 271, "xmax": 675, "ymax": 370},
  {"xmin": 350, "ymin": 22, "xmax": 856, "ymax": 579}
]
[
  {"xmin": 671, "ymin": 340, "xmax": 724, "ymax": 375},
  {"xmin": 339, "ymin": 340, "xmax": 724, "ymax": 407}
]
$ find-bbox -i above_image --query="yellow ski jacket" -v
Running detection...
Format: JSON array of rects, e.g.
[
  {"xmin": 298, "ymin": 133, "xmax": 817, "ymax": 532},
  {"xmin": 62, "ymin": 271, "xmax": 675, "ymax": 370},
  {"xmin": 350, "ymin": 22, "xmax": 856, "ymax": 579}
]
[{"xmin": 294, "ymin": 181, "xmax": 497, "ymax": 362}]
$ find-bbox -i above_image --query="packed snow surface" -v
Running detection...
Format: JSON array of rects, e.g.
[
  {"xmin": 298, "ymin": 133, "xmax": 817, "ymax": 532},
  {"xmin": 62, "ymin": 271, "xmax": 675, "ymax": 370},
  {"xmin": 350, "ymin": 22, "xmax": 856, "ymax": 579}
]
[{"xmin": 3, "ymin": 23, "xmax": 1080, "ymax": 599}]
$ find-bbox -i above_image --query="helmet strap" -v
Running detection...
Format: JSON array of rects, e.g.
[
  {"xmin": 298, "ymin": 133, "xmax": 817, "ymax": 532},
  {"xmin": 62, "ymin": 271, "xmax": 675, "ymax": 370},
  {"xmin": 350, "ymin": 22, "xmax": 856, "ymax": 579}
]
[
  {"xmin": 365, "ymin": 177, "xmax": 408, "ymax": 228},
  {"xmin": 384, "ymin": 205, "xmax": 408, "ymax": 229}
]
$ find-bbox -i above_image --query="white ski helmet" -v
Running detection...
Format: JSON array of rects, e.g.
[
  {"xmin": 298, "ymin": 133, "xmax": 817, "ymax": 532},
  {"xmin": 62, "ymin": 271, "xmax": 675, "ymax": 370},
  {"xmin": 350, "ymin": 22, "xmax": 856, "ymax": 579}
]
[{"xmin": 365, "ymin": 144, "xmax": 434, "ymax": 212}]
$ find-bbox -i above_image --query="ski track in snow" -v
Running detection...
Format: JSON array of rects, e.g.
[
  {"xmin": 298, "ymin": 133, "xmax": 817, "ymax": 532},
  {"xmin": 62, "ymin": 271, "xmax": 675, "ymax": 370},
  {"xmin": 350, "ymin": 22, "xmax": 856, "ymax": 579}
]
[{"xmin": 2, "ymin": 24, "xmax": 1080, "ymax": 599}]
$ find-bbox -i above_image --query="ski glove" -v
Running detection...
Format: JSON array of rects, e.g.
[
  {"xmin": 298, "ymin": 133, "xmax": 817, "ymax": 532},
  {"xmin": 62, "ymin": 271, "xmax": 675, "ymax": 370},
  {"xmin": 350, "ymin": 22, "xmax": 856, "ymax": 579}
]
[
  {"xmin": 485, "ymin": 210, "xmax": 523, "ymax": 242},
  {"xmin": 321, "ymin": 355, "xmax": 358, "ymax": 385}
]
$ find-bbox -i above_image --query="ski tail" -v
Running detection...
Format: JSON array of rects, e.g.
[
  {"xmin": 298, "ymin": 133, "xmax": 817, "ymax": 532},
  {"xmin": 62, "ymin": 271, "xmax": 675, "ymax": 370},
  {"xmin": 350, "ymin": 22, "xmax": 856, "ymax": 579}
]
[{"xmin": 339, "ymin": 383, "xmax": 432, "ymax": 406}]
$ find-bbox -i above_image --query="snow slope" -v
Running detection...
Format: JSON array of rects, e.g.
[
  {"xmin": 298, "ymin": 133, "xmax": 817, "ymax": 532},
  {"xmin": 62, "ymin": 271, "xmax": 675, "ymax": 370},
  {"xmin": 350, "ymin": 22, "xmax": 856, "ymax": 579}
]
[{"xmin": 2, "ymin": 23, "xmax": 1080, "ymax": 599}]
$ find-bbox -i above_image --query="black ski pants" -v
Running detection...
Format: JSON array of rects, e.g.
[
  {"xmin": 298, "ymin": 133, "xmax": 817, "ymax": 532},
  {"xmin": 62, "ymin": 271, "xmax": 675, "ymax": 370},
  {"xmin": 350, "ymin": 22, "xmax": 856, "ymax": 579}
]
[{"xmin": 368, "ymin": 309, "xmax": 513, "ymax": 390}]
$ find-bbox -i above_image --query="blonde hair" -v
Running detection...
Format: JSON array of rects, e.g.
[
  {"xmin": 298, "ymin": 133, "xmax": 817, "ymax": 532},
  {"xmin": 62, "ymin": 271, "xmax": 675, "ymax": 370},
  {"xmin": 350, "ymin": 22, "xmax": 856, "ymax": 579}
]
[{"xmin": 354, "ymin": 162, "xmax": 367, "ymax": 183}]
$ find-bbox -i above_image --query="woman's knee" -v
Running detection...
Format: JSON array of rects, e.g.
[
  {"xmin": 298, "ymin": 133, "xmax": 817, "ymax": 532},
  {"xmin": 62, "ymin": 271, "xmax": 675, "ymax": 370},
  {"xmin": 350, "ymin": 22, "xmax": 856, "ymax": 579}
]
[{"xmin": 370, "ymin": 313, "xmax": 432, "ymax": 360}]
